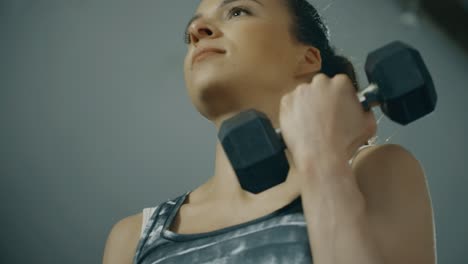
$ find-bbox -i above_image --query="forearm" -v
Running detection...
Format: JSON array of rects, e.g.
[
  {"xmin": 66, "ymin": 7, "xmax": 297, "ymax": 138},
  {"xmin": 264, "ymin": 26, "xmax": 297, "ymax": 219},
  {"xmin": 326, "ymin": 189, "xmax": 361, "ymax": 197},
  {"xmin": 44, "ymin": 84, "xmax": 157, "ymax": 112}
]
[{"xmin": 298, "ymin": 155, "xmax": 385, "ymax": 264}]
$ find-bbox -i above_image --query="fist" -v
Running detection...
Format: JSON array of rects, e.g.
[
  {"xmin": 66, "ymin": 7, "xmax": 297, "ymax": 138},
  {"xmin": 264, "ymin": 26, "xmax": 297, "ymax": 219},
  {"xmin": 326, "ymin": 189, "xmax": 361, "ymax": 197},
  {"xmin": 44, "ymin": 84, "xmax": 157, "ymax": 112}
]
[{"xmin": 279, "ymin": 73, "xmax": 377, "ymax": 170}]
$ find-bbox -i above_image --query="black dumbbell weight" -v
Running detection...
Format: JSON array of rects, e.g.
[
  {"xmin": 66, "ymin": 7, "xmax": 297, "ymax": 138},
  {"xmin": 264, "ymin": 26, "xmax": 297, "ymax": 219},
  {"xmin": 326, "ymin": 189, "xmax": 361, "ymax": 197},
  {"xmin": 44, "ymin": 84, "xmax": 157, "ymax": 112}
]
[{"xmin": 218, "ymin": 41, "xmax": 437, "ymax": 194}]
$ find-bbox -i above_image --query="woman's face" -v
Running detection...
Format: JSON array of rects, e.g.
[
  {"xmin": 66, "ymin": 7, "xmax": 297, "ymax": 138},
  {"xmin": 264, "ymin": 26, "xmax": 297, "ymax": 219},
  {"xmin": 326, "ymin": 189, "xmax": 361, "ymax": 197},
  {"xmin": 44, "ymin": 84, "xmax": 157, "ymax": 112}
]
[{"xmin": 183, "ymin": 0, "xmax": 314, "ymax": 122}]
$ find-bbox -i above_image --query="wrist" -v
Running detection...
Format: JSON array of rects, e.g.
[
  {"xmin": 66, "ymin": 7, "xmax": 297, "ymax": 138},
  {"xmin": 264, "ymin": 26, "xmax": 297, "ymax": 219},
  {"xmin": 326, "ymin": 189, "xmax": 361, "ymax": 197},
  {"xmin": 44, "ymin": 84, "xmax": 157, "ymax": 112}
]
[
  {"xmin": 297, "ymin": 151, "xmax": 365, "ymax": 210},
  {"xmin": 296, "ymin": 149, "xmax": 350, "ymax": 179},
  {"xmin": 300, "ymin": 169, "xmax": 367, "ymax": 225}
]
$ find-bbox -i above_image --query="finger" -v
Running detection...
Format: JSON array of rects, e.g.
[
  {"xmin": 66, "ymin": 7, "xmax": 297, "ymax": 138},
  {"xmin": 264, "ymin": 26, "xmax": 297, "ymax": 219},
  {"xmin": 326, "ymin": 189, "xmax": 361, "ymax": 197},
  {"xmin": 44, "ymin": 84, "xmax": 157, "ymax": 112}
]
[
  {"xmin": 280, "ymin": 93, "xmax": 289, "ymax": 106},
  {"xmin": 332, "ymin": 74, "xmax": 355, "ymax": 95},
  {"xmin": 311, "ymin": 73, "xmax": 331, "ymax": 85},
  {"xmin": 364, "ymin": 110, "xmax": 378, "ymax": 140}
]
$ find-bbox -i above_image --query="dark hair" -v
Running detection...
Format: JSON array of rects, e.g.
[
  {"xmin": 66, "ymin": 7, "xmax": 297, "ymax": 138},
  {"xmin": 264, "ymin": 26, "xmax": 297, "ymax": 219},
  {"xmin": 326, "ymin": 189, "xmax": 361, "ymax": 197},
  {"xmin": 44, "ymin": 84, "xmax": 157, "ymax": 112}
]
[{"xmin": 282, "ymin": 0, "xmax": 359, "ymax": 90}]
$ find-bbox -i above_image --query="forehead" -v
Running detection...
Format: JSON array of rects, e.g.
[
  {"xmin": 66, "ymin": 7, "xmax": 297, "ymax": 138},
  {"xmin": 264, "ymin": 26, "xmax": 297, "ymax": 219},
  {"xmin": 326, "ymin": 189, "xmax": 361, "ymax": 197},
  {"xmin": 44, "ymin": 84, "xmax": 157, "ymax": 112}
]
[
  {"xmin": 196, "ymin": 0, "xmax": 278, "ymax": 13},
  {"xmin": 193, "ymin": 0, "xmax": 291, "ymax": 26}
]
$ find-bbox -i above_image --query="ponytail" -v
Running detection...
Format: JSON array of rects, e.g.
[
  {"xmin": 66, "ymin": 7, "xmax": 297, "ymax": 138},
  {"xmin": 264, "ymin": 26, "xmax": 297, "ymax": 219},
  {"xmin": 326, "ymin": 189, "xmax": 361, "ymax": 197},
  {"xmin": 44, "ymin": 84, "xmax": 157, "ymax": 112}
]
[
  {"xmin": 322, "ymin": 52, "xmax": 359, "ymax": 90},
  {"xmin": 283, "ymin": 0, "xmax": 360, "ymax": 90}
]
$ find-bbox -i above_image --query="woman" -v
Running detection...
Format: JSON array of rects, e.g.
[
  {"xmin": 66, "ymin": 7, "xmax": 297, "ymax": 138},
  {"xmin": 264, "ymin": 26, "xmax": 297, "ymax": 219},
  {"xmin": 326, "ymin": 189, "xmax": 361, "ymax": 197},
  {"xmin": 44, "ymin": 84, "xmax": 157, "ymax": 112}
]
[{"xmin": 103, "ymin": 0, "xmax": 436, "ymax": 263}]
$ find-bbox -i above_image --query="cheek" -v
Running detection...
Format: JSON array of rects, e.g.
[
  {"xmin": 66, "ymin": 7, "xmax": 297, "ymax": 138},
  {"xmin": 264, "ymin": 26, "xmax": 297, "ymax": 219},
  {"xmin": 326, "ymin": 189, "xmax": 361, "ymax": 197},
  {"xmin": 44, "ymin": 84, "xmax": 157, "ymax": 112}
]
[
  {"xmin": 183, "ymin": 55, "xmax": 191, "ymax": 83},
  {"xmin": 183, "ymin": 54, "xmax": 190, "ymax": 70},
  {"xmin": 236, "ymin": 24, "xmax": 294, "ymax": 69},
  {"xmin": 183, "ymin": 69, "xmax": 193, "ymax": 93}
]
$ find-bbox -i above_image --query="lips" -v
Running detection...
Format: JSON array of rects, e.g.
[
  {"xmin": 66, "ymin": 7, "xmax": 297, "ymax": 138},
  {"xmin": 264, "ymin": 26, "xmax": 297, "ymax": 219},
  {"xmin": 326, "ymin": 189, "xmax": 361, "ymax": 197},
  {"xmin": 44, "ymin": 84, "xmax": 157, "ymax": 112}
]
[{"xmin": 192, "ymin": 47, "xmax": 226, "ymax": 65}]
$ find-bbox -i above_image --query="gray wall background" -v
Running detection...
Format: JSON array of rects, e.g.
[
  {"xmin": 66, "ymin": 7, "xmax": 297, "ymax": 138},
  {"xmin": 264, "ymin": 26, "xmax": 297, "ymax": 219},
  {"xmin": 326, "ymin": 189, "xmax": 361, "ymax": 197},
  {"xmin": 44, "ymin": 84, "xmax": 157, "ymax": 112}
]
[{"xmin": 1, "ymin": 0, "xmax": 467, "ymax": 263}]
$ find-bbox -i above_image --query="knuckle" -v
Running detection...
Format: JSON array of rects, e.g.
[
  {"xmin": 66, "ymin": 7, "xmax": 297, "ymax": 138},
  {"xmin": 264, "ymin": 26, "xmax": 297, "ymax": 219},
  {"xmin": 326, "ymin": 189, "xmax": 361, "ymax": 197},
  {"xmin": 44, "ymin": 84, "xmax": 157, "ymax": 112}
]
[
  {"xmin": 333, "ymin": 74, "xmax": 351, "ymax": 86},
  {"xmin": 312, "ymin": 73, "xmax": 329, "ymax": 83},
  {"xmin": 295, "ymin": 83, "xmax": 309, "ymax": 95},
  {"xmin": 297, "ymin": 83, "xmax": 308, "ymax": 91},
  {"xmin": 280, "ymin": 94, "xmax": 290, "ymax": 105},
  {"xmin": 333, "ymin": 74, "xmax": 354, "ymax": 93},
  {"xmin": 333, "ymin": 74, "xmax": 350, "ymax": 82}
]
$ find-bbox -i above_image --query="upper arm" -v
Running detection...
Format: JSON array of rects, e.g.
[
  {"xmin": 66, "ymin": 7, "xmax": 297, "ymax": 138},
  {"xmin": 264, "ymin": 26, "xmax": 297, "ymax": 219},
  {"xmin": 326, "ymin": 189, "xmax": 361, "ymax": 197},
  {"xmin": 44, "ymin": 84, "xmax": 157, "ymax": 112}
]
[
  {"xmin": 102, "ymin": 213, "xmax": 143, "ymax": 264},
  {"xmin": 351, "ymin": 144, "xmax": 436, "ymax": 264}
]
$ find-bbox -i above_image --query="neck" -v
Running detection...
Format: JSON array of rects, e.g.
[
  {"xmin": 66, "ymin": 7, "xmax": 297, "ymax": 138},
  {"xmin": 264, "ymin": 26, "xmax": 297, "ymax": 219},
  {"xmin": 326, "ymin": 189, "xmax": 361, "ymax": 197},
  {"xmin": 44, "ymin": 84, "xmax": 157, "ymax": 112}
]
[
  {"xmin": 192, "ymin": 140, "xmax": 301, "ymax": 207},
  {"xmin": 190, "ymin": 79, "xmax": 307, "ymax": 206},
  {"xmin": 199, "ymin": 142, "xmax": 253, "ymax": 203}
]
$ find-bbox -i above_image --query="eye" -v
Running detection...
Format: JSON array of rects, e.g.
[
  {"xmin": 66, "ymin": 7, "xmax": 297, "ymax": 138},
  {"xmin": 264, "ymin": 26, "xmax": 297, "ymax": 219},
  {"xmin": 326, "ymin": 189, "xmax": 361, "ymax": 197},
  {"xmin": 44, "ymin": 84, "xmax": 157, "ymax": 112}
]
[
  {"xmin": 183, "ymin": 6, "xmax": 252, "ymax": 44},
  {"xmin": 227, "ymin": 6, "xmax": 251, "ymax": 19}
]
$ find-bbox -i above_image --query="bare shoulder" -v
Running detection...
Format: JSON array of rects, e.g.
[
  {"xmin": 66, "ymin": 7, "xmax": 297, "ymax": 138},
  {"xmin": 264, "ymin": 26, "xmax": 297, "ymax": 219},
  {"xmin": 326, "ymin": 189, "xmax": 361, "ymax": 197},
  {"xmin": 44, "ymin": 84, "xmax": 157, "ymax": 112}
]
[
  {"xmin": 355, "ymin": 144, "xmax": 414, "ymax": 163},
  {"xmin": 350, "ymin": 146, "xmax": 435, "ymax": 263},
  {"xmin": 350, "ymin": 143, "xmax": 424, "ymax": 205},
  {"xmin": 351, "ymin": 143, "xmax": 417, "ymax": 169},
  {"xmin": 351, "ymin": 143, "xmax": 429, "ymax": 210},
  {"xmin": 102, "ymin": 212, "xmax": 143, "ymax": 264}
]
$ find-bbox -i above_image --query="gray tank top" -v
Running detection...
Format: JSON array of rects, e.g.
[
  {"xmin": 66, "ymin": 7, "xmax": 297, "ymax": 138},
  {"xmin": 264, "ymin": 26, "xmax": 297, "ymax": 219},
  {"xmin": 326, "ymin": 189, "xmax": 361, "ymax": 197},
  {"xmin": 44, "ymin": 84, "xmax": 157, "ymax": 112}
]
[{"xmin": 133, "ymin": 190, "xmax": 313, "ymax": 263}]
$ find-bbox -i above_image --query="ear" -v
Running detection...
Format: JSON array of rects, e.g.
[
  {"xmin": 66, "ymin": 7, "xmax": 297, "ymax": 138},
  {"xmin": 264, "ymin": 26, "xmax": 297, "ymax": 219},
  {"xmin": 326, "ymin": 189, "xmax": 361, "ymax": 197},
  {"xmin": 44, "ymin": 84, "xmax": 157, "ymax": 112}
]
[{"xmin": 294, "ymin": 46, "xmax": 322, "ymax": 78}]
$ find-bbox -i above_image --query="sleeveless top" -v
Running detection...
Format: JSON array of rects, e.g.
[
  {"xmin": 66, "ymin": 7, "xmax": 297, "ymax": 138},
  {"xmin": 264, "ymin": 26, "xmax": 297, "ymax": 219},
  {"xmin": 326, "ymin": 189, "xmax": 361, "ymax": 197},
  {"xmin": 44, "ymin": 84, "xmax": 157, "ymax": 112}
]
[
  {"xmin": 133, "ymin": 144, "xmax": 373, "ymax": 264},
  {"xmin": 133, "ymin": 191, "xmax": 310, "ymax": 264}
]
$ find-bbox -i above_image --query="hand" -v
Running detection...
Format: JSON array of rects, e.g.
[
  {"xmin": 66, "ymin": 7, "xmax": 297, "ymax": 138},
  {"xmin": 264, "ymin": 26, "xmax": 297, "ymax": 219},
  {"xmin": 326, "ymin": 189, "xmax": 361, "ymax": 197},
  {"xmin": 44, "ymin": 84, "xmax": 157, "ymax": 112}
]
[{"xmin": 279, "ymin": 73, "xmax": 377, "ymax": 173}]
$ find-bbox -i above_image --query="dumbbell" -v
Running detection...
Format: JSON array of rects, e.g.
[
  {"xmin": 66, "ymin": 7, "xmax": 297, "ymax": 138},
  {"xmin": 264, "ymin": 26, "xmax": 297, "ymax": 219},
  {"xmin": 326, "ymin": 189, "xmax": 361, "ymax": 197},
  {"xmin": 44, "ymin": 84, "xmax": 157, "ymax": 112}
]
[{"xmin": 218, "ymin": 41, "xmax": 437, "ymax": 194}]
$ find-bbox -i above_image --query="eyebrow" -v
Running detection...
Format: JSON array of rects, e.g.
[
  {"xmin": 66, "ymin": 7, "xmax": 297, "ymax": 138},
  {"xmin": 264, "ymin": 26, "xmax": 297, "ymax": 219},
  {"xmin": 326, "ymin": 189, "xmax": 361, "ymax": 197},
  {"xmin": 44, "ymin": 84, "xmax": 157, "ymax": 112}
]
[{"xmin": 184, "ymin": 0, "xmax": 263, "ymax": 35}]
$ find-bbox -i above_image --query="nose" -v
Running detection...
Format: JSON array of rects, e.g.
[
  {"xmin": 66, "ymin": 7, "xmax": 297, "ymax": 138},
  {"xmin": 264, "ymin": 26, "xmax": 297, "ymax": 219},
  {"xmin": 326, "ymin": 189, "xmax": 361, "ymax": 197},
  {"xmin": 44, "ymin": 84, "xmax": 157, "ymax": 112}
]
[{"xmin": 188, "ymin": 18, "xmax": 221, "ymax": 44}]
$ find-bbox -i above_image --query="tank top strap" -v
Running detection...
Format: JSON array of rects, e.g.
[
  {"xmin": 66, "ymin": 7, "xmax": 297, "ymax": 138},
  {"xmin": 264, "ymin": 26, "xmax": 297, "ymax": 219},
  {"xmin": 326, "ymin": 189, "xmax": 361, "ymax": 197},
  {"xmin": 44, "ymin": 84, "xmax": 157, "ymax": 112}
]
[{"xmin": 133, "ymin": 191, "xmax": 190, "ymax": 264}]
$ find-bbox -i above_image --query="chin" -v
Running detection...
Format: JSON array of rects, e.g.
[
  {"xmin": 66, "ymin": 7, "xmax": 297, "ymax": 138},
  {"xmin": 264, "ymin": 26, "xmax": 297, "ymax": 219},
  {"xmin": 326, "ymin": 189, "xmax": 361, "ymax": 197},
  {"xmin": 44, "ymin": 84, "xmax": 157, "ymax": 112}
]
[
  {"xmin": 187, "ymin": 80, "xmax": 243, "ymax": 121},
  {"xmin": 188, "ymin": 67, "xmax": 233, "ymax": 96}
]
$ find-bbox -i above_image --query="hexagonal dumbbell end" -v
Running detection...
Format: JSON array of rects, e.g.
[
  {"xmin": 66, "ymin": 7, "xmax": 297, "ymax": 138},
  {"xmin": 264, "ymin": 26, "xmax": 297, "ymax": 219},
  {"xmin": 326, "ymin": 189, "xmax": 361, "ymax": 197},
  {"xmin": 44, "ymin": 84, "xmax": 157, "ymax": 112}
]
[
  {"xmin": 365, "ymin": 41, "xmax": 437, "ymax": 125},
  {"xmin": 218, "ymin": 109, "xmax": 289, "ymax": 194}
]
